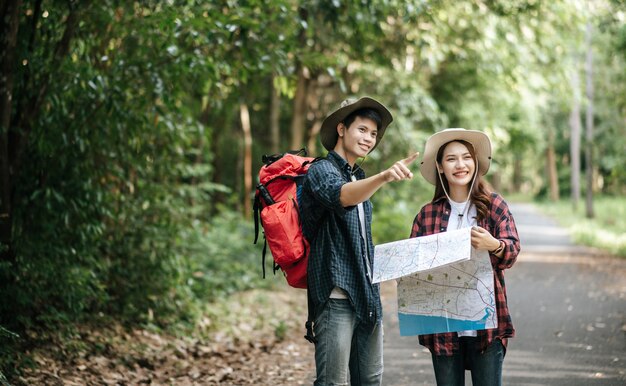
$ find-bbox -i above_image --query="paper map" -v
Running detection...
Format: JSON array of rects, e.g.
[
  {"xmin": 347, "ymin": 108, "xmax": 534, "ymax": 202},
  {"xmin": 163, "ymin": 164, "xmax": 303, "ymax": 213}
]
[
  {"xmin": 372, "ymin": 228, "xmax": 472, "ymax": 283},
  {"xmin": 372, "ymin": 228, "xmax": 497, "ymax": 336}
]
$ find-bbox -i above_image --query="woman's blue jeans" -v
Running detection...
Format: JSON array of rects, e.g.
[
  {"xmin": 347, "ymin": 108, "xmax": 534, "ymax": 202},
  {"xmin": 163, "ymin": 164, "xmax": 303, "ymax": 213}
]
[
  {"xmin": 431, "ymin": 337, "xmax": 505, "ymax": 386},
  {"xmin": 313, "ymin": 299, "xmax": 383, "ymax": 386}
]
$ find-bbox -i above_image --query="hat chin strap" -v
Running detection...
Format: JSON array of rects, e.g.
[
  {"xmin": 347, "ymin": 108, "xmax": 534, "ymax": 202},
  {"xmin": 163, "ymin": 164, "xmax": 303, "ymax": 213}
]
[{"xmin": 437, "ymin": 159, "xmax": 479, "ymax": 212}]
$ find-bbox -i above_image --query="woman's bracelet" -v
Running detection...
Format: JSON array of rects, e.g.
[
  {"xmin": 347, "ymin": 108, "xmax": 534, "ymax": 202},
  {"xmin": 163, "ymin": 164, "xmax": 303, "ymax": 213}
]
[{"xmin": 490, "ymin": 240, "xmax": 505, "ymax": 255}]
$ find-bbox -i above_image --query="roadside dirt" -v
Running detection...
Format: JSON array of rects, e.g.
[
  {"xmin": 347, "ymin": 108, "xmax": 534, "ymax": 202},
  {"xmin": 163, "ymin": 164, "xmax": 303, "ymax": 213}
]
[{"xmin": 14, "ymin": 288, "xmax": 315, "ymax": 386}]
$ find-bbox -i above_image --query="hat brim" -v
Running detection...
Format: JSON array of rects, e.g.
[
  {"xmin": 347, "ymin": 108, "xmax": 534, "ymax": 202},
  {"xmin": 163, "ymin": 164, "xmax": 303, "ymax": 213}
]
[
  {"xmin": 419, "ymin": 129, "xmax": 492, "ymax": 185},
  {"xmin": 320, "ymin": 97, "xmax": 393, "ymax": 152}
]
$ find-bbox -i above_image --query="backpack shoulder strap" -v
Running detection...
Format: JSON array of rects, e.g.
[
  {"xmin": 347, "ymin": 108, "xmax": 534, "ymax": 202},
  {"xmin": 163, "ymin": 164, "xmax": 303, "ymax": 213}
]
[
  {"xmin": 304, "ymin": 289, "xmax": 316, "ymax": 344},
  {"xmin": 303, "ymin": 155, "xmax": 345, "ymax": 345},
  {"xmin": 325, "ymin": 155, "xmax": 351, "ymax": 184}
]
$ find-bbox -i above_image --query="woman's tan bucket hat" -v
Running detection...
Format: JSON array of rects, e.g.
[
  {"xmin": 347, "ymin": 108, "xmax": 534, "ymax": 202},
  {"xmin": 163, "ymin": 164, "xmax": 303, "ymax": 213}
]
[
  {"xmin": 320, "ymin": 97, "xmax": 393, "ymax": 152},
  {"xmin": 420, "ymin": 128, "xmax": 492, "ymax": 185}
]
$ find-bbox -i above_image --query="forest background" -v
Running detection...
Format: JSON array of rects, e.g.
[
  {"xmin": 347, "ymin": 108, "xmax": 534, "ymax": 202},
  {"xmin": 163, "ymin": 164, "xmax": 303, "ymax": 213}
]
[{"xmin": 1, "ymin": 0, "xmax": 625, "ymax": 382}]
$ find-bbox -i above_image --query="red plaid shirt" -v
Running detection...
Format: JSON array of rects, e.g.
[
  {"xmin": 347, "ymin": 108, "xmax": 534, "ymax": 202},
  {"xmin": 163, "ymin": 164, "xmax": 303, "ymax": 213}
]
[{"xmin": 410, "ymin": 192, "xmax": 520, "ymax": 356}]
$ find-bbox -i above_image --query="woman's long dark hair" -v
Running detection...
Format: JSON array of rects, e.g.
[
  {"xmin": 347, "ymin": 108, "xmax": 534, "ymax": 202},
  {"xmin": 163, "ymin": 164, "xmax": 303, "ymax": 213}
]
[{"xmin": 433, "ymin": 140, "xmax": 493, "ymax": 221}]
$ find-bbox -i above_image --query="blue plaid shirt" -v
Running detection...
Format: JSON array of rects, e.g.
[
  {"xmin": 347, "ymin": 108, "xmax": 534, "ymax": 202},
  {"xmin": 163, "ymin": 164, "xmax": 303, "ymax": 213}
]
[{"xmin": 300, "ymin": 151, "xmax": 382, "ymax": 327}]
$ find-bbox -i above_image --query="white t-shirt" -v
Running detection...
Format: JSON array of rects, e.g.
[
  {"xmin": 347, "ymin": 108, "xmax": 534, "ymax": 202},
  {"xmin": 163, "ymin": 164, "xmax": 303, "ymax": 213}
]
[{"xmin": 448, "ymin": 199, "xmax": 478, "ymax": 337}]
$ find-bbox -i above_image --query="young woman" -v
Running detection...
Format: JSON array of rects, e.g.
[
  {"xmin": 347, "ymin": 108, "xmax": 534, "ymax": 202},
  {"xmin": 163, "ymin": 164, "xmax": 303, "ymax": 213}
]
[{"xmin": 410, "ymin": 128, "xmax": 520, "ymax": 386}]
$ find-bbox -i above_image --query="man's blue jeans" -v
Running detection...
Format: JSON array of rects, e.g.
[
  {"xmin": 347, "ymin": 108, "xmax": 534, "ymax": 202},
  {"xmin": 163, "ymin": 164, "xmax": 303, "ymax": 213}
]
[
  {"xmin": 313, "ymin": 299, "xmax": 383, "ymax": 386},
  {"xmin": 431, "ymin": 337, "xmax": 505, "ymax": 386}
]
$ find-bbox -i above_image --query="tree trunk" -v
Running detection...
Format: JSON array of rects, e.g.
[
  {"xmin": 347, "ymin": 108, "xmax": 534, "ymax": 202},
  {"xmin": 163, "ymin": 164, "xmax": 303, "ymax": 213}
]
[
  {"xmin": 584, "ymin": 22, "xmax": 594, "ymax": 219},
  {"xmin": 546, "ymin": 135, "xmax": 559, "ymax": 201},
  {"xmin": 0, "ymin": 0, "xmax": 22, "ymax": 262},
  {"xmin": 270, "ymin": 73, "xmax": 280, "ymax": 153},
  {"xmin": 14, "ymin": 3, "xmax": 78, "ymax": 166},
  {"xmin": 512, "ymin": 156, "xmax": 523, "ymax": 192},
  {"xmin": 569, "ymin": 60, "xmax": 582, "ymax": 209},
  {"xmin": 306, "ymin": 120, "xmax": 322, "ymax": 156},
  {"xmin": 289, "ymin": 5, "xmax": 310, "ymax": 151},
  {"xmin": 290, "ymin": 64, "xmax": 309, "ymax": 150},
  {"xmin": 240, "ymin": 102, "xmax": 253, "ymax": 218}
]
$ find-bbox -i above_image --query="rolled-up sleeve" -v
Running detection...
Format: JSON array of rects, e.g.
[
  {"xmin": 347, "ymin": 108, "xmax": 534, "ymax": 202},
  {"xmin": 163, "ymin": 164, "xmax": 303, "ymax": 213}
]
[
  {"xmin": 490, "ymin": 194, "xmax": 520, "ymax": 270},
  {"xmin": 305, "ymin": 161, "xmax": 351, "ymax": 217}
]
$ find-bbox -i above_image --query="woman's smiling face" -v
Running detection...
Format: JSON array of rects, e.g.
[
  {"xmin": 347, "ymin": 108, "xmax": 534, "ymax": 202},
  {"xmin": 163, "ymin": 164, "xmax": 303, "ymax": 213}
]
[{"xmin": 439, "ymin": 141, "xmax": 476, "ymax": 189}]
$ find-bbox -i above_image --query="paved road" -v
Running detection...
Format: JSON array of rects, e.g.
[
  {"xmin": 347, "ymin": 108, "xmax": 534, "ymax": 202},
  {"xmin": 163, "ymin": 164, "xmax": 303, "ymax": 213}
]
[{"xmin": 381, "ymin": 202, "xmax": 626, "ymax": 385}]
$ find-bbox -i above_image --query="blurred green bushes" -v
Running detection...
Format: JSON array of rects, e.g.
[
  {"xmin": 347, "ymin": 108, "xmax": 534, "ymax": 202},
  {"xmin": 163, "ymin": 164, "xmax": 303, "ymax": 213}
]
[{"xmin": 536, "ymin": 195, "xmax": 626, "ymax": 257}]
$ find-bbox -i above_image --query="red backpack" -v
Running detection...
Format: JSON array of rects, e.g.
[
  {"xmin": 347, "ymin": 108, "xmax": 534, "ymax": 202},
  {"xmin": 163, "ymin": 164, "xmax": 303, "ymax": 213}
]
[{"xmin": 253, "ymin": 149, "xmax": 320, "ymax": 289}]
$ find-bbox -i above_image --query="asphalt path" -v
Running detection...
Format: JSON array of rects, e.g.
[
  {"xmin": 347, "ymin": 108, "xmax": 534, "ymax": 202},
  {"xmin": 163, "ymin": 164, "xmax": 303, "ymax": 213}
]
[{"xmin": 381, "ymin": 202, "xmax": 626, "ymax": 386}]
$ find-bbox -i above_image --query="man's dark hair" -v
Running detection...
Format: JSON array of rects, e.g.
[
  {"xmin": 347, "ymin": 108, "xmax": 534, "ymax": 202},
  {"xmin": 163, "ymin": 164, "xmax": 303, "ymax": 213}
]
[{"xmin": 342, "ymin": 108, "xmax": 382, "ymax": 130}]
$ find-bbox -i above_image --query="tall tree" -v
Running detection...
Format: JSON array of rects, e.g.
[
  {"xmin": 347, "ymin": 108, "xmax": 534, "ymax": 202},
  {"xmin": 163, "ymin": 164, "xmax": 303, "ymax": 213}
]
[
  {"xmin": 240, "ymin": 101, "xmax": 253, "ymax": 217},
  {"xmin": 569, "ymin": 65, "xmax": 582, "ymax": 208},
  {"xmin": 584, "ymin": 21, "xmax": 595, "ymax": 218},
  {"xmin": 0, "ymin": 0, "xmax": 81, "ymax": 263},
  {"xmin": 546, "ymin": 129, "xmax": 560, "ymax": 201},
  {"xmin": 270, "ymin": 73, "xmax": 281, "ymax": 153},
  {"xmin": 0, "ymin": 0, "xmax": 22, "ymax": 263},
  {"xmin": 290, "ymin": 64, "xmax": 309, "ymax": 150}
]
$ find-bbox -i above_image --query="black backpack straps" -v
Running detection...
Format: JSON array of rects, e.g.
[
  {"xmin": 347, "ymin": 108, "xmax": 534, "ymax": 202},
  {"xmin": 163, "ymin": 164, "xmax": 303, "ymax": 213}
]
[
  {"xmin": 302, "ymin": 155, "xmax": 344, "ymax": 345},
  {"xmin": 289, "ymin": 148, "xmax": 307, "ymax": 157},
  {"xmin": 302, "ymin": 155, "xmax": 325, "ymax": 168},
  {"xmin": 261, "ymin": 238, "xmax": 268, "ymax": 279},
  {"xmin": 262, "ymin": 148, "xmax": 307, "ymax": 166},
  {"xmin": 304, "ymin": 288, "xmax": 317, "ymax": 344},
  {"xmin": 254, "ymin": 182, "xmax": 276, "ymax": 279},
  {"xmin": 253, "ymin": 191, "xmax": 261, "ymax": 244},
  {"xmin": 257, "ymin": 183, "xmax": 275, "ymax": 206},
  {"xmin": 262, "ymin": 153, "xmax": 282, "ymax": 166},
  {"xmin": 325, "ymin": 154, "xmax": 346, "ymax": 178}
]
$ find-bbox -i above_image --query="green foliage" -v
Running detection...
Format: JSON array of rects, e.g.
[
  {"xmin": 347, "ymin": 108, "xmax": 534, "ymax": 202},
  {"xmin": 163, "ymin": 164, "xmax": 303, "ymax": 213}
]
[
  {"xmin": 0, "ymin": 326, "xmax": 18, "ymax": 340},
  {"xmin": 371, "ymin": 175, "xmax": 432, "ymax": 244},
  {"xmin": 0, "ymin": 326, "xmax": 19, "ymax": 383},
  {"xmin": 273, "ymin": 320, "xmax": 288, "ymax": 341},
  {"xmin": 1, "ymin": 0, "xmax": 267, "ymax": 336},
  {"xmin": 182, "ymin": 210, "xmax": 271, "ymax": 304},
  {"xmin": 0, "ymin": 372, "xmax": 8, "ymax": 386},
  {"xmin": 1, "ymin": 0, "xmax": 625, "ymax": 381}
]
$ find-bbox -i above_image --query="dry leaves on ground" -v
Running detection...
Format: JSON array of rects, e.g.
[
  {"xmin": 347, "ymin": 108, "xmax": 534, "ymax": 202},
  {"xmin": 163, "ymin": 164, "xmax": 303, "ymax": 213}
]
[{"xmin": 15, "ymin": 288, "xmax": 315, "ymax": 386}]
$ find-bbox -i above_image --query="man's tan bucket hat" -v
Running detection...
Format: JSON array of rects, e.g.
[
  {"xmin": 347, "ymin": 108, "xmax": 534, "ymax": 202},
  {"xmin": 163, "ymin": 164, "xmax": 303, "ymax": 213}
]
[
  {"xmin": 320, "ymin": 97, "xmax": 393, "ymax": 152},
  {"xmin": 420, "ymin": 128, "xmax": 492, "ymax": 185}
]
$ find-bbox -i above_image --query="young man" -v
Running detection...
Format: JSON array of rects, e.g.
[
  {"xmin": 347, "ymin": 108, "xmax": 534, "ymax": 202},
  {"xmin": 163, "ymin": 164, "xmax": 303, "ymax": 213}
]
[{"xmin": 300, "ymin": 97, "xmax": 418, "ymax": 386}]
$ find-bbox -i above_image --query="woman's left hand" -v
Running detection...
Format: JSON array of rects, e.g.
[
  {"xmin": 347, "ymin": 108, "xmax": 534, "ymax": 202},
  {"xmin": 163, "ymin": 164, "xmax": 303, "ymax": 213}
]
[{"xmin": 470, "ymin": 226, "xmax": 500, "ymax": 251}]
